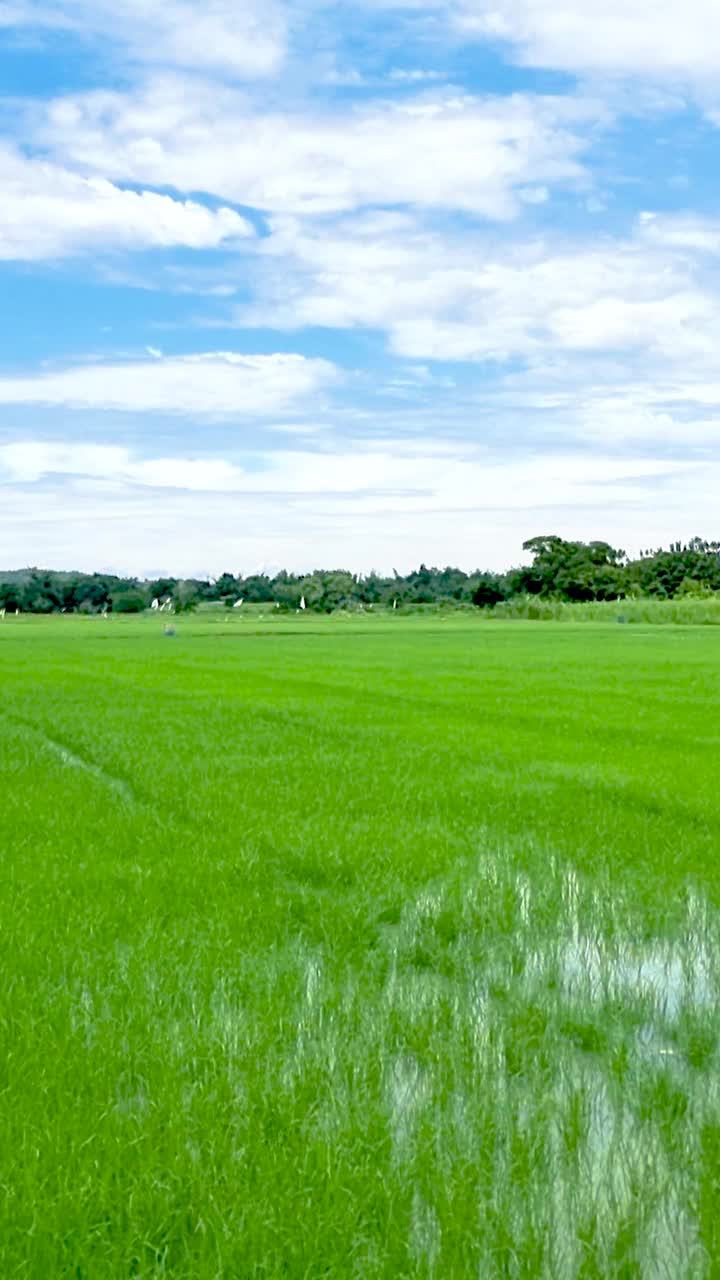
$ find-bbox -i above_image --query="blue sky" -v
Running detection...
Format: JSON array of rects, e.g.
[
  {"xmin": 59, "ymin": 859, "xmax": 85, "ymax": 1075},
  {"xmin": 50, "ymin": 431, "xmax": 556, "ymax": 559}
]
[{"xmin": 1, "ymin": 0, "xmax": 720, "ymax": 576}]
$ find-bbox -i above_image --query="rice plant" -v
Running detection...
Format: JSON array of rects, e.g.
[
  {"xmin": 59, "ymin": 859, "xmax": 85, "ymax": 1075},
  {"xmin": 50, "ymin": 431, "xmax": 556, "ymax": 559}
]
[{"xmin": 2, "ymin": 613, "xmax": 720, "ymax": 1276}]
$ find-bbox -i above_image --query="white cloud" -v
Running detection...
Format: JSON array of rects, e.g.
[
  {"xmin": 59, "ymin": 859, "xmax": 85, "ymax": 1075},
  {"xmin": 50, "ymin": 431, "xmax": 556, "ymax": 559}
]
[
  {"xmin": 411, "ymin": 0, "xmax": 720, "ymax": 84},
  {"xmin": 0, "ymin": 442, "xmax": 246, "ymax": 490},
  {"xmin": 490, "ymin": 374, "xmax": 720, "ymax": 446},
  {"xmin": 387, "ymin": 68, "xmax": 447, "ymax": 82},
  {"xmin": 0, "ymin": 144, "xmax": 253, "ymax": 260},
  {"xmin": 2, "ymin": 2, "xmax": 719, "ymax": 582},
  {"xmin": 638, "ymin": 213, "xmax": 720, "ymax": 256},
  {"xmin": 0, "ymin": 0, "xmax": 285, "ymax": 77},
  {"xmin": 34, "ymin": 78, "xmax": 598, "ymax": 216},
  {"xmin": 0, "ymin": 352, "xmax": 337, "ymax": 416},
  {"xmin": 235, "ymin": 210, "xmax": 720, "ymax": 365},
  {"xmin": 0, "ymin": 437, "xmax": 687, "ymax": 498},
  {"xmin": 0, "ymin": 436, "xmax": 703, "ymax": 575}
]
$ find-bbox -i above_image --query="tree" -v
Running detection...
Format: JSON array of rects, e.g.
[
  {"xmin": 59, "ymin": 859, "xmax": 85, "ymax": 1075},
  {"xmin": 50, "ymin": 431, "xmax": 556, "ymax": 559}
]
[
  {"xmin": 0, "ymin": 582, "xmax": 22, "ymax": 612},
  {"xmin": 173, "ymin": 580, "xmax": 201, "ymax": 613},
  {"xmin": 519, "ymin": 536, "xmax": 627, "ymax": 601},
  {"xmin": 148, "ymin": 577, "xmax": 178, "ymax": 602},
  {"xmin": 213, "ymin": 572, "xmax": 240, "ymax": 603},
  {"xmin": 272, "ymin": 572, "xmax": 303, "ymax": 611},
  {"xmin": 112, "ymin": 590, "xmax": 146, "ymax": 613},
  {"xmin": 21, "ymin": 571, "xmax": 63, "ymax": 613},
  {"xmin": 238, "ymin": 574, "xmax": 275, "ymax": 603},
  {"xmin": 472, "ymin": 575, "xmax": 508, "ymax": 608},
  {"xmin": 629, "ymin": 540, "xmax": 720, "ymax": 598}
]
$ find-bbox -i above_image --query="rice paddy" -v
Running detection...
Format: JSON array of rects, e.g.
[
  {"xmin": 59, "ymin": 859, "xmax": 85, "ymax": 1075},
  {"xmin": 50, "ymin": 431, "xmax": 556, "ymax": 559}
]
[{"xmin": 2, "ymin": 612, "xmax": 720, "ymax": 1277}]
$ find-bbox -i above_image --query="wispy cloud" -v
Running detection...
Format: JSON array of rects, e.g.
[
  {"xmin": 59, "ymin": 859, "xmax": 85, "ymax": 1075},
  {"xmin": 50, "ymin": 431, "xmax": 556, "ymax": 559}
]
[
  {"xmin": 0, "ymin": 437, "xmax": 689, "ymax": 499},
  {"xmin": 0, "ymin": 0, "xmax": 286, "ymax": 76},
  {"xmin": 0, "ymin": 436, "xmax": 697, "ymax": 578},
  {"xmin": 0, "ymin": 352, "xmax": 337, "ymax": 416}
]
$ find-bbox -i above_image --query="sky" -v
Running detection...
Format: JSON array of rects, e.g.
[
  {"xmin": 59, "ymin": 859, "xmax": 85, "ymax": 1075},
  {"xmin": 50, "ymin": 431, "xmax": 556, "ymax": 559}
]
[{"xmin": 1, "ymin": 1, "xmax": 719, "ymax": 577}]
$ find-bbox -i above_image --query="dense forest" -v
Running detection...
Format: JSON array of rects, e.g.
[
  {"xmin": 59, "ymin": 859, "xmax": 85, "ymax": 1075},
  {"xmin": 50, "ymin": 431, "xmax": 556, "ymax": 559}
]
[{"xmin": 3, "ymin": 537, "xmax": 720, "ymax": 614}]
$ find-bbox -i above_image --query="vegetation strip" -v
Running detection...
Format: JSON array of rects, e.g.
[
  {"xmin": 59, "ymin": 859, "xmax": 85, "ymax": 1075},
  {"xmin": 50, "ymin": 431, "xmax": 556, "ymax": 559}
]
[{"xmin": 4, "ymin": 535, "xmax": 720, "ymax": 614}]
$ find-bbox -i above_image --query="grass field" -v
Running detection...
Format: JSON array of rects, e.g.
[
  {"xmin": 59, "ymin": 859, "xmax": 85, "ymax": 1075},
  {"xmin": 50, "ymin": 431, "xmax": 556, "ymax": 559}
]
[{"xmin": 3, "ymin": 612, "xmax": 720, "ymax": 1277}]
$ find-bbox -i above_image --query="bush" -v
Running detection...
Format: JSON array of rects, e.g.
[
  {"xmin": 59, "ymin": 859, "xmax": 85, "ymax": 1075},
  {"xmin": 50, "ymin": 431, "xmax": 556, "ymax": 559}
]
[
  {"xmin": 472, "ymin": 576, "xmax": 507, "ymax": 608},
  {"xmin": 112, "ymin": 591, "xmax": 146, "ymax": 614}
]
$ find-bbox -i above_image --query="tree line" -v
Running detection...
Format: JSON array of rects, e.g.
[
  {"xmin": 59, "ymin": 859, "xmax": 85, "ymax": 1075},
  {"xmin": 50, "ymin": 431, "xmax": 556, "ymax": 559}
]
[{"xmin": 2, "ymin": 536, "xmax": 720, "ymax": 614}]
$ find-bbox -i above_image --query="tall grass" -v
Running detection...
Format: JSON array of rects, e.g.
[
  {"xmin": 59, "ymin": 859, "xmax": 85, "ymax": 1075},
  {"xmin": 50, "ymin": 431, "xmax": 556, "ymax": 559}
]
[{"xmin": 487, "ymin": 593, "xmax": 720, "ymax": 624}]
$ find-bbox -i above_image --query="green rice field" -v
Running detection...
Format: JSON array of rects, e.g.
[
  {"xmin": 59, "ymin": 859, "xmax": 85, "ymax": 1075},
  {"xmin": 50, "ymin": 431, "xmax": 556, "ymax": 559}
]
[{"xmin": 3, "ymin": 612, "xmax": 720, "ymax": 1277}]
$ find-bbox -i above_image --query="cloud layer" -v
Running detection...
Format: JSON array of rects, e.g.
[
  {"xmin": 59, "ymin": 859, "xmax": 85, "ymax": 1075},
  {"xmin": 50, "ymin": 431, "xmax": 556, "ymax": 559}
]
[
  {"xmin": 0, "ymin": 436, "xmax": 706, "ymax": 576},
  {"xmin": 0, "ymin": 0, "xmax": 718, "ymax": 572}
]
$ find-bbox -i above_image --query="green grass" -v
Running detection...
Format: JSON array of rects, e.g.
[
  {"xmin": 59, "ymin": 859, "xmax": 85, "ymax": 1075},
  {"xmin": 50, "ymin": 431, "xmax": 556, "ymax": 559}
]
[
  {"xmin": 488, "ymin": 593, "xmax": 720, "ymax": 624},
  {"xmin": 2, "ymin": 612, "xmax": 720, "ymax": 1277}
]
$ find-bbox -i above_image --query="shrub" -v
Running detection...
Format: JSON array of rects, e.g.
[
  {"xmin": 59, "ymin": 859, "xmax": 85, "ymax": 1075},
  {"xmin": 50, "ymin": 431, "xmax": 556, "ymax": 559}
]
[{"xmin": 112, "ymin": 591, "xmax": 146, "ymax": 614}]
